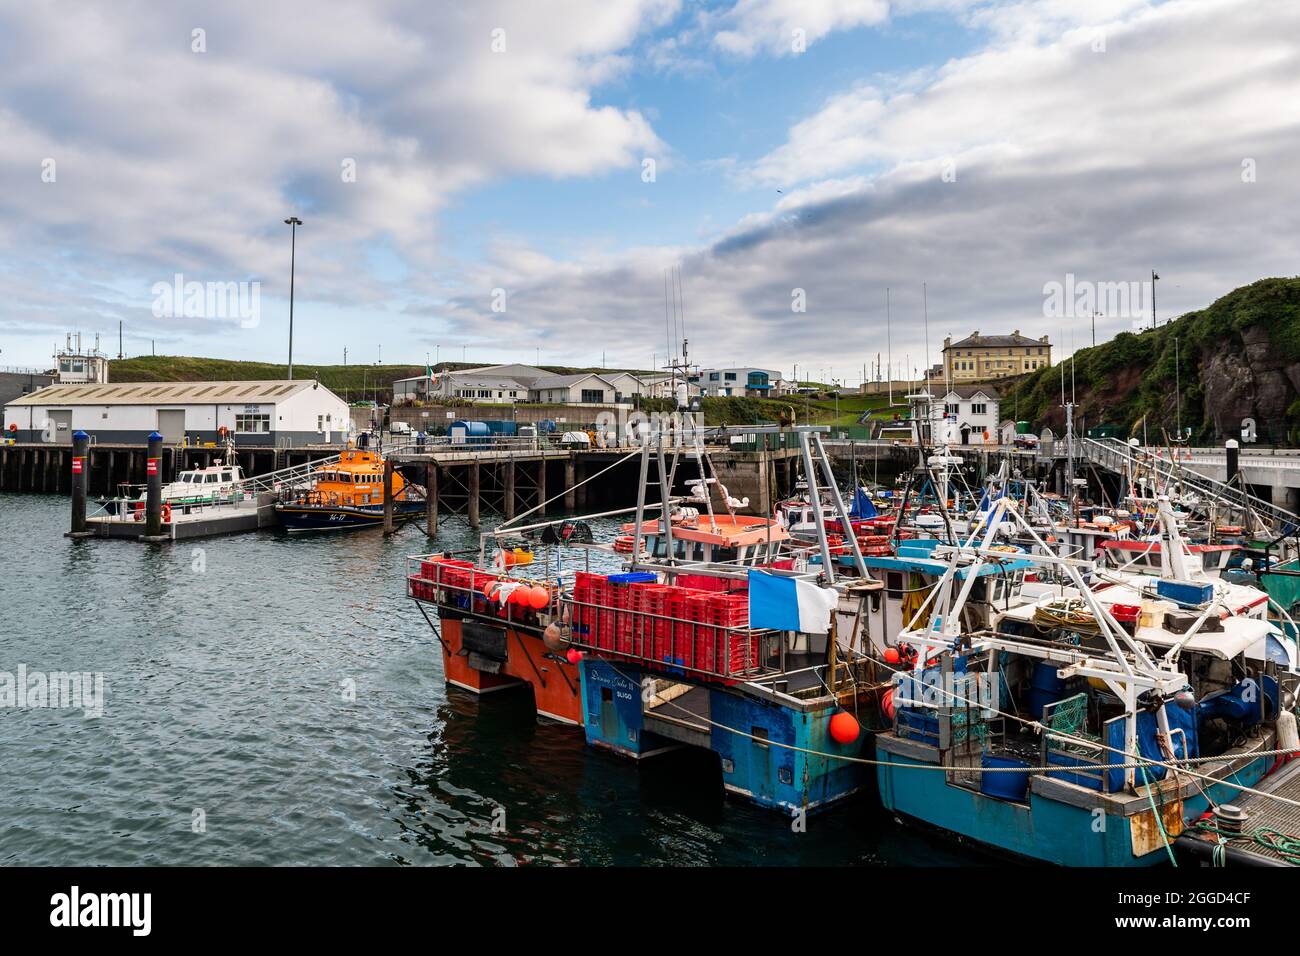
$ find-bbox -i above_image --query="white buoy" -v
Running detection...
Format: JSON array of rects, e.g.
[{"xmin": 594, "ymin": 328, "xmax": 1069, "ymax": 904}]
[{"xmin": 1280, "ymin": 709, "xmax": 1300, "ymax": 752}]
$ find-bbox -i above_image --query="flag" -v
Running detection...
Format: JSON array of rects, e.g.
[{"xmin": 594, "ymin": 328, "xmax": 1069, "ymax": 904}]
[
  {"xmin": 848, "ymin": 486, "xmax": 877, "ymax": 518},
  {"xmin": 747, "ymin": 570, "xmax": 839, "ymax": 634}
]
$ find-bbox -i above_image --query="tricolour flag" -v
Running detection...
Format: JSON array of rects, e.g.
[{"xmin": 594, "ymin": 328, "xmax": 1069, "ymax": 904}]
[{"xmin": 747, "ymin": 569, "xmax": 839, "ymax": 634}]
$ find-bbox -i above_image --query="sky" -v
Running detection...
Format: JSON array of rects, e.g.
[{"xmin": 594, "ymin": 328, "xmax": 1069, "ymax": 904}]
[{"xmin": 1, "ymin": 0, "xmax": 1298, "ymax": 384}]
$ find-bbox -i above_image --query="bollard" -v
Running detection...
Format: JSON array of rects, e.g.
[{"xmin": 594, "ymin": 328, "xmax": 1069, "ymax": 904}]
[
  {"xmin": 1226, "ymin": 439, "xmax": 1239, "ymax": 485},
  {"xmin": 67, "ymin": 430, "xmax": 91, "ymax": 538},
  {"xmin": 144, "ymin": 431, "xmax": 164, "ymax": 539}
]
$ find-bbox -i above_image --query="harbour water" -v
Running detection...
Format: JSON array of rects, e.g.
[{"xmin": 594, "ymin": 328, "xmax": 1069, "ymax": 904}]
[{"xmin": 0, "ymin": 493, "xmax": 979, "ymax": 866}]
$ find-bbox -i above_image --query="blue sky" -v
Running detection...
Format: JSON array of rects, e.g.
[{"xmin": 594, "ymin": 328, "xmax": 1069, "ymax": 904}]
[{"xmin": 1, "ymin": 0, "xmax": 1297, "ymax": 384}]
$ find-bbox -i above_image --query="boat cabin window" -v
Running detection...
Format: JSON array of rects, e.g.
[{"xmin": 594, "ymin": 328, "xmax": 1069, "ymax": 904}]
[
  {"xmin": 204, "ymin": 473, "xmax": 219, "ymax": 484},
  {"xmin": 221, "ymin": 471, "xmax": 233, "ymax": 481}
]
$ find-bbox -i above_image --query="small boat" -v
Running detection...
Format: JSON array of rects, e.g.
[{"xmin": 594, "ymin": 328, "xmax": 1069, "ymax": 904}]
[
  {"xmin": 100, "ymin": 453, "xmax": 247, "ymax": 515},
  {"xmin": 275, "ymin": 448, "xmax": 424, "ymax": 532}
]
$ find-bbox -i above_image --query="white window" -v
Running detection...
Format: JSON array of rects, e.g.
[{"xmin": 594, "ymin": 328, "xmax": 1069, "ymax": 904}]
[
  {"xmin": 235, "ymin": 413, "xmax": 270, "ymax": 433},
  {"xmin": 972, "ymin": 403, "xmax": 987, "ymax": 415}
]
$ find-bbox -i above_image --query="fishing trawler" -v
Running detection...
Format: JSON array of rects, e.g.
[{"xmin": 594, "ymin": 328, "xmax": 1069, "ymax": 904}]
[
  {"xmin": 873, "ymin": 492, "xmax": 1300, "ymax": 866},
  {"xmin": 407, "ymin": 425, "xmax": 900, "ymax": 813},
  {"xmin": 276, "ymin": 448, "xmax": 424, "ymax": 531}
]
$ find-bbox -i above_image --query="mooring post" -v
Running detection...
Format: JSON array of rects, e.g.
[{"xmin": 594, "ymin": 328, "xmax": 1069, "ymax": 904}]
[
  {"xmin": 425, "ymin": 462, "xmax": 438, "ymax": 537},
  {"xmin": 564, "ymin": 457, "xmax": 577, "ymax": 511},
  {"xmin": 144, "ymin": 431, "xmax": 164, "ymax": 539},
  {"xmin": 68, "ymin": 430, "xmax": 91, "ymax": 537},
  {"xmin": 538, "ymin": 458, "xmax": 547, "ymax": 515},
  {"xmin": 383, "ymin": 459, "xmax": 395, "ymax": 535},
  {"xmin": 1225, "ymin": 438, "xmax": 1240, "ymax": 485},
  {"xmin": 468, "ymin": 461, "xmax": 481, "ymax": 529},
  {"xmin": 504, "ymin": 458, "xmax": 516, "ymax": 520}
]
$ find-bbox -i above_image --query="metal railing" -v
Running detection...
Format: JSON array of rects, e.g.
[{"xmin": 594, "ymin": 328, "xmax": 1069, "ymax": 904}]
[{"xmin": 1080, "ymin": 437, "xmax": 1300, "ymax": 530}]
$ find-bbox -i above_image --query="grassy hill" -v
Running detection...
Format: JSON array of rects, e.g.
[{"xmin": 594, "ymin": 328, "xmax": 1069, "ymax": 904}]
[{"xmin": 1001, "ymin": 276, "xmax": 1300, "ymax": 445}]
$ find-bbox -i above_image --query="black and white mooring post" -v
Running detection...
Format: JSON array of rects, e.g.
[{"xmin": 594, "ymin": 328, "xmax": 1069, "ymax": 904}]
[
  {"xmin": 1226, "ymin": 438, "xmax": 1240, "ymax": 485},
  {"xmin": 67, "ymin": 429, "xmax": 92, "ymax": 538},
  {"xmin": 143, "ymin": 430, "xmax": 165, "ymax": 540}
]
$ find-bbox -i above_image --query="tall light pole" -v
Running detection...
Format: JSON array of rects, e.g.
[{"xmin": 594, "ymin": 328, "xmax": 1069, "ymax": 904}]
[{"xmin": 284, "ymin": 216, "xmax": 302, "ymax": 379}]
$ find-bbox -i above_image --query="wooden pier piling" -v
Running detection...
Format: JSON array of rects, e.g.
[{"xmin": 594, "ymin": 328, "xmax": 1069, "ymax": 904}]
[
  {"xmin": 425, "ymin": 462, "xmax": 438, "ymax": 537},
  {"xmin": 467, "ymin": 462, "xmax": 481, "ymax": 528}
]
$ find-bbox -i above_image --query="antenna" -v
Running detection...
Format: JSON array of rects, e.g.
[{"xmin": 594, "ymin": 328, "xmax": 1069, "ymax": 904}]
[
  {"xmin": 886, "ymin": 287, "xmax": 893, "ymax": 405},
  {"xmin": 922, "ymin": 282, "xmax": 930, "ymax": 390}
]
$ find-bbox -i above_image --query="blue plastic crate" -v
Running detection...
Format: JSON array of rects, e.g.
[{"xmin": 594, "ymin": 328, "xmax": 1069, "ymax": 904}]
[{"xmin": 1155, "ymin": 578, "xmax": 1213, "ymax": 606}]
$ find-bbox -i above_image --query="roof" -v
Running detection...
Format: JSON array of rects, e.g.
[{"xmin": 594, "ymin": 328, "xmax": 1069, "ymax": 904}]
[
  {"xmin": 946, "ymin": 332, "xmax": 1048, "ymax": 349},
  {"xmin": 6, "ymin": 379, "xmax": 327, "ymax": 407},
  {"xmin": 530, "ymin": 373, "xmax": 614, "ymax": 390},
  {"xmin": 944, "ymin": 384, "xmax": 1000, "ymax": 400}
]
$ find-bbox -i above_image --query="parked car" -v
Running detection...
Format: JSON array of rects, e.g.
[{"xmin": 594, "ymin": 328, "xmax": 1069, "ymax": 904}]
[{"xmin": 1013, "ymin": 434, "xmax": 1039, "ymax": 450}]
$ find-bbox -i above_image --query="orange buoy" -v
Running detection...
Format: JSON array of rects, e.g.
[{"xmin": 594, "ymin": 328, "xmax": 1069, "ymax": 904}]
[
  {"xmin": 528, "ymin": 585, "xmax": 550, "ymax": 609},
  {"xmin": 883, "ymin": 647, "xmax": 901, "ymax": 665},
  {"xmin": 881, "ymin": 688, "xmax": 896, "ymax": 722},
  {"xmin": 829, "ymin": 710, "xmax": 860, "ymax": 745},
  {"xmin": 565, "ymin": 648, "xmax": 584, "ymax": 665},
  {"xmin": 483, "ymin": 578, "xmax": 500, "ymax": 597}
]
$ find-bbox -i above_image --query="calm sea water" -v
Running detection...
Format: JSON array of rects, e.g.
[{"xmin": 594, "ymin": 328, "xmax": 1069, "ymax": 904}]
[{"xmin": 0, "ymin": 493, "xmax": 979, "ymax": 866}]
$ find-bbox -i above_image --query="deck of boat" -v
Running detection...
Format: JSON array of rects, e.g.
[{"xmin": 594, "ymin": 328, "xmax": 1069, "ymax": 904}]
[{"xmin": 1175, "ymin": 758, "xmax": 1300, "ymax": 866}]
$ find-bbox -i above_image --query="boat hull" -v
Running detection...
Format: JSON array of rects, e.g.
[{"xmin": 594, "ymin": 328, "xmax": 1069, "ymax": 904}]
[
  {"xmin": 275, "ymin": 500, "xmax": 424, "ymax": 532},
  {"xmin": 438, "ymin": 615, "xmax": 584, "ymax": 725},
  {"xmin": 875, "ymin": 739, "xmax": 1275, "ymax": 866}
]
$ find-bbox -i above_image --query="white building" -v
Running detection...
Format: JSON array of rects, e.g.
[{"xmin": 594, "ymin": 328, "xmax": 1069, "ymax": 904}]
[
  {"xmin": 694, "ymin": 367, "xmax": 787, "ymax": 397},
  {"xmin": 935, "ymin": 385, "xmax": 1000, "ymax": 445},
  {"xmin": 528, "ymin": 373, "xmax": 618, "ymax": 404},
  {"xmin": 3, "ymin": 379, "xmax": 350, "ymax": 446},
  {"xmin": 54, "ymin": 333, "xmax": 110, "ymax": 384},
  {"xmin": 393, "ymin": 363, "xmax": 546, "ymax": 404},
  {"xmin": 601, "ymin": 371, "xmax": 646, "ymax": 402}
]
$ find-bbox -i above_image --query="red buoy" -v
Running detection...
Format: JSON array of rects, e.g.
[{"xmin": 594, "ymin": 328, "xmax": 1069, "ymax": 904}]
[
  {"xmin": 528, "ymin": 586, "xmax": 550, "ymax": 609},
  {"xmin": 565, "ymin": 649, "xmax": 584, "ymax": 665},
  {"xmin": 881, "ymin": 688, "xmax": 896, "ymax": 722},
  {"xmin": 829, "ymin": 710, "xmax": 860, "ymax": 745},
  {"xmin": 883, "ymin": 647, "xmax": 901, "ymax": 665}
]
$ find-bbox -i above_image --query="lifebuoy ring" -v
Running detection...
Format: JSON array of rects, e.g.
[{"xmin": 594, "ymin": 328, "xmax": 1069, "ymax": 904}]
[
  {"xmin": 613, "ymin": 535, "xmax": 635, "ymax": 554},
  {"xmin": 162, "ymin": 503, "xmax": 172, "ymax": 523}
]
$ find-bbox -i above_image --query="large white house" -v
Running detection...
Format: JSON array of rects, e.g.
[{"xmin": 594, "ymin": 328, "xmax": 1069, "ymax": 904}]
[
  {"xmin": 934, "ymin": 385, "xmax": 1000, "ymax": 445},
  {"xmin": 3, "ymin": 379, "xmax": 350, "ymax": 446}
]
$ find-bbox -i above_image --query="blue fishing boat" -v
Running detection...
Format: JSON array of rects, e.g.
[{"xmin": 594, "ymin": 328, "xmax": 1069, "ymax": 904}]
[{"xmin": 874, "ymin": 492, "xmax": 1300, "ymax": 865}]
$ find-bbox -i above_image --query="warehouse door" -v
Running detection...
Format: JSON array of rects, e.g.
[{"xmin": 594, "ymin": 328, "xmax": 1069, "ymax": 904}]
[
  {"xmin": 48, "ymin": 409, "xmax": 72, "ymax": 444},
  {"xmin": 156, "ymin": 409, "xmax": 186, "ymax": 443}
]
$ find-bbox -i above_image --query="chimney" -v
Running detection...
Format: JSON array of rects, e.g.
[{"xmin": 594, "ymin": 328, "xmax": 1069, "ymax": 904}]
[
  {"xmin": 1012, "ymin": 329, "xmax": 1020, "ymax": 337},
  {"xmin": 1040, "ymin": 335, "xmax": 1050, "ymax": 344},
  {"xmin": 943, "ymin": 335, "xmax": 951, "ymax": 349}
]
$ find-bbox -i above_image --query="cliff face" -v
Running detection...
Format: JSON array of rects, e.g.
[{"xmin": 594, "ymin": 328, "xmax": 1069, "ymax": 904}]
[{"xmin": 1005, "ymin": 277, "xmax": 1300, "ymax": 445}]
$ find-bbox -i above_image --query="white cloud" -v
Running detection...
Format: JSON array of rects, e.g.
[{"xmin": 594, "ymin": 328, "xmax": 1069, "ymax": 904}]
[
  {"xmin": 713, "ymin": 0, "xmax": 891, "ymax": 57},
  {"xmin": 0, "ymin": 0, "xmax": 676, "ymax": 351},
  {"xmin": 435, "ymin": 0, "xmax": 1300, "ymax": 377}
]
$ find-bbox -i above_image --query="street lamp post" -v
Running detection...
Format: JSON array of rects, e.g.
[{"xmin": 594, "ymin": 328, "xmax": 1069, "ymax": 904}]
[{"xmin": 284, "ymin": 216, "xmax": 302, "ymax": 379}]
